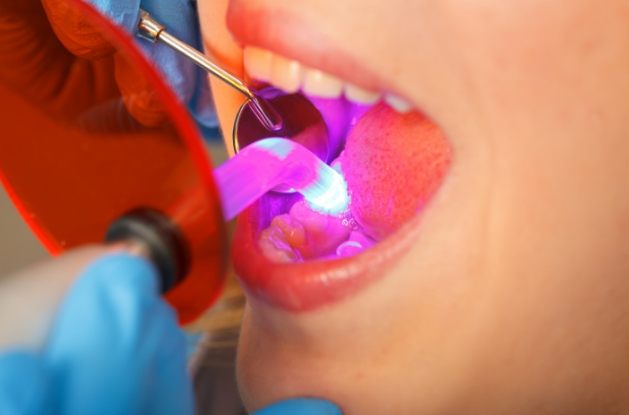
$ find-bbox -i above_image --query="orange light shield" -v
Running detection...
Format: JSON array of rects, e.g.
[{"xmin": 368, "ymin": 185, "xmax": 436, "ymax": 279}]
[{"xmin": 0, "ymin": 0, "xmax": 227, "ymax": 324}]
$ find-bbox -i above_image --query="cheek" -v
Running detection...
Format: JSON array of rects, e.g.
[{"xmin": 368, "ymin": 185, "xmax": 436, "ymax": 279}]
[
  {"xmin": 198, "ymin": 0, "xmax": 246, "ymax": 154},
  {"xmin": 208, "ymin": 79, "xmax": 245, "ymax": 156},
  {"xmin": 198, "ymin": 0, "xmax": 242, "ymax": 67}
]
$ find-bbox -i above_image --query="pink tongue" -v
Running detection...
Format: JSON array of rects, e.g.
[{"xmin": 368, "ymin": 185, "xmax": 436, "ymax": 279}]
[{"xmin": 340, "ymin": 103, "xmax": 452, "ymax": 240}]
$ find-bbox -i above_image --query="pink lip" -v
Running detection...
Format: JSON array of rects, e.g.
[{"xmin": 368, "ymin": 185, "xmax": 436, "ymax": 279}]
[
  {"xmin": 232, "ymin": 197, "xmax": 421, "ymax": 311},
  {"xmin": 226, "ymin": 1, "xmax": 387, "ymax": 92}
]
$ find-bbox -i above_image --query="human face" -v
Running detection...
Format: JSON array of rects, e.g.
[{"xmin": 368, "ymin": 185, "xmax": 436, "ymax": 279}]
[{"xmin": 198, "ymin": 0, "xmax": 629, "ymax": 413}]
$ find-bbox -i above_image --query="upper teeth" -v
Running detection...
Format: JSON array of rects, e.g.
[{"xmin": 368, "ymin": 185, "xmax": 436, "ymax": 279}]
[{"xmin": 243, "ymin": 46, "xmax": 412, "ymax": 113}]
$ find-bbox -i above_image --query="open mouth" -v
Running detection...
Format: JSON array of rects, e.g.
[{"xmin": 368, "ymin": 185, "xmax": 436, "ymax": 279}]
[{"xmin": 226, "ymin": 13, "xmax": 452, "ymax": 312}]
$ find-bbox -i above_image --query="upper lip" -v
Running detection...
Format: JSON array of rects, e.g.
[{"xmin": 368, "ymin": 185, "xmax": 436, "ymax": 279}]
[
  {"xmin": 226, "ymin": 1, "xmax": 387, "ymax": 92},
  {"xmin": 226, "ymin": 2, "xmax": 424, "ymax": 312}
]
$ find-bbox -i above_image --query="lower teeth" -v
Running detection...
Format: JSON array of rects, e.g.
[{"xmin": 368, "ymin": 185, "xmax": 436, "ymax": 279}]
[
  {"xmin": 257, "ymin": 141, "xmax": 379, "ymax": 263},
  {"xmin": 258, "ymin": 197, "xmax": 377, "ymax": 263}
]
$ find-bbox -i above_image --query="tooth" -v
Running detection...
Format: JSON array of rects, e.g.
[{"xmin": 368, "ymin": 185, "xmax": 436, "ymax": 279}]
[
  {"xmin": 345, "ymin": 83, "xmax": 381, "ymax": 104},
  {"xmin": 244, "ymin": 46, "xmax": 273, "ymax": 82},
  {"xmin": 348, "ymin": 230, "xmax": 376, "ymax": 249},
  {"xmin": 385, "ymin": 94, "xmax": 413, "ymax": 113},
  {"xmin": 270, "ymin": 54, "xmax": 303, "ymax": 93},
  {"xmin": 302, "ymin": 68, "xmax": 343, "ymax": 98},
  {"xmin": 336, "ymin": 240, "xmax": 363, "ymax": 257},
  {"xmin": 335, "ymin": 230, "xmax": 376, "ymax": 257},
  {"xmin": 258, "ymin": 226, "xmax": 300, "ymax": 263},
  {"xmin": 271, "ymin": 214, "xmax": 306, "ymax": 247}
]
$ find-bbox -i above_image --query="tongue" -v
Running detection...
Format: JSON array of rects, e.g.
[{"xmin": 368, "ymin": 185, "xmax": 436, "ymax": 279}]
[{"xmin": 340, "ymin": 103, "xmax": 451, "ymax": 240}]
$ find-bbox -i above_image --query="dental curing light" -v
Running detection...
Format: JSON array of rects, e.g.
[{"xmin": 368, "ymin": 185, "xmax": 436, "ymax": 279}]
[
  {"xmin": 0, "ymin": 0, "xmax": 225, "ymax": 326},
  {"xmin": 0, "ymin": 0, "xmax": 347, "ymax": 336},
  {"xmin": 215, "ymin": 138, "xmax": 350, "ymax": 220}
]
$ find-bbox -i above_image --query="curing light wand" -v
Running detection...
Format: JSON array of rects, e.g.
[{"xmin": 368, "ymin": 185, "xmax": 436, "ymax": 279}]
[{"xmin": 214, "ymin": 137, "xmax": 349, "ymax": 220}]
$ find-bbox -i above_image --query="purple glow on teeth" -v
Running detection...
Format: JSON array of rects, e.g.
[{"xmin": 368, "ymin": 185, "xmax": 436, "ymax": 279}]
[
  {"xmin": 213, "ymin": 138, "xmax": 350, "ymax": 220},
  {"xmin": 336, "ymin": 240, "xmax": 363, "ymax": 257}
]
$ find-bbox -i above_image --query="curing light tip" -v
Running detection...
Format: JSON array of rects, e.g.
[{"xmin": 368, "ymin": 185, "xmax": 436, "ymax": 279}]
[
  {"xmin": 213, "ymin": 138, "xmax": 350, "ymax": 221},
  {"xmin": 301, "ymin": 163, "xmax": 349, "ymax": 215}
]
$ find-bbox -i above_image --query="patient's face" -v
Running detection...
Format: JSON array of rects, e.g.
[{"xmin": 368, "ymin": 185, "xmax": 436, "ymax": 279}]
[{"xmin": 198, "ymin": 0, "xmax": 629, "ymax": 413}]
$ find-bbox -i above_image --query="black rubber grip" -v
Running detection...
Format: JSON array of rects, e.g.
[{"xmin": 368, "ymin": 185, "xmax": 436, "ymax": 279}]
[{"xmin": 105, "ymin": 208, "xmax": 190, "ymax": 293}]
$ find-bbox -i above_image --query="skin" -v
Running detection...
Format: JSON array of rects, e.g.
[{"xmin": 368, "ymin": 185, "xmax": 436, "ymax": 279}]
[{"xmin": 198, "ymin": 1, "xmax": 629, "ymax": 413}]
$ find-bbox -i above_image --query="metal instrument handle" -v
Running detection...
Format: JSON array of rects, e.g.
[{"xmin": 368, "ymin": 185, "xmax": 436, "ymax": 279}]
[{"xmin": 137, "ymin": 10, "xmax": 282, "ymax": 131}]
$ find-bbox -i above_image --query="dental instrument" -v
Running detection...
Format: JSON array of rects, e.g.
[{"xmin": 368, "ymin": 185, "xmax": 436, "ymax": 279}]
[
  {"xmin": 136, "ymin": 11, "xmax": 334, "ymax": 169},
  {"xmin": 137, "ymin": 10, "xmax": 282, "ymax": 132}
]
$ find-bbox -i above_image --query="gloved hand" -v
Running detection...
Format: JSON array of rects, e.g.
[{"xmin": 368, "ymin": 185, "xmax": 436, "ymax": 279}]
[
  {"xmin": 0, "ymin": 254, "xmax": 193, "ymax": 415},
  {"xmin": 0, "ymin": 0, "xmax": 216, "ymax": 129},
  {"xmin": 252, "ymin": 399, "xmax": 342, "ymax": 415},
  {"xmin": 0, "ymin": 253, "xmax": 341, "ymax": 415},
  {"xmin": 83, "ymin": 0, "xmax": 217, "ymax": 128}
]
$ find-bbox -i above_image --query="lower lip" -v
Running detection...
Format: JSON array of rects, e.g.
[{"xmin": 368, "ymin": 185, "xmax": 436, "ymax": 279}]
[{"xmin": 231, "ymin": 192, "xmax": 424, "ymax": 312}]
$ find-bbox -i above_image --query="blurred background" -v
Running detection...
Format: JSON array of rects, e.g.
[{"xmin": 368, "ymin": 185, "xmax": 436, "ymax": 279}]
[{"xmin": 0, "ymin": 186, "xmax": 47, "ymax": 274}]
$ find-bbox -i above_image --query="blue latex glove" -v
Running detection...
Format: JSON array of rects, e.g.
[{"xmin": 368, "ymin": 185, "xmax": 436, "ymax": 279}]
[
  {"xmin": 252, "ymin": 398, "xmax": 342, "ymax": 415},
  {"xmin": 0, "ymin": 254, "xmax": 193, "ymax": 415},
  {"xmin": 0, "ymin": 254, "xmax": 341, "ymax": 414},
  {"xmin": 85, "ymin": 0, "xmax": 218, "ymax": 129}
]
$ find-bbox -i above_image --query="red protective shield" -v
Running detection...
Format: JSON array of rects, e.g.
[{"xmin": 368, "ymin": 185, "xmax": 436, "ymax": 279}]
[{"xmin": 0, "ymin": 0, "xmax": 227, "ymax": 324}]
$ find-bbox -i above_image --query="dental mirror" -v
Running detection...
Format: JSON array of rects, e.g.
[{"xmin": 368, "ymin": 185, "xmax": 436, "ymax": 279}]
[
  {"xmin": 137, "ymin": 12, "xmax": 332, "ymax": 177},
  {"xmin": 0, "ymin": 0, "xmax": 226, "ymax": 324}
]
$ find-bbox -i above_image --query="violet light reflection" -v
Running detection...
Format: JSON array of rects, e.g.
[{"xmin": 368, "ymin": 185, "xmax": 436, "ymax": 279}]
[{"xmin": 213, "ymin": 138, "xmax": 350, "ymax": 221}]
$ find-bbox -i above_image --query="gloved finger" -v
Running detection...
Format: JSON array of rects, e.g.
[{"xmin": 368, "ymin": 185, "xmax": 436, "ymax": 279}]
[
  {"xmin": 86, "ymin": 0, "xmax": 216, "ymax": 130},
  {"xmin": 45, "ymin": 0, "xmax": 168, "ymax": 127},
  {"xmin": 143, "ymin": 300, "xmax": 195, "ymax": 415},
  {"xmin": 140, "ymin": 0, "xmax": 219, "ymax": 131},
  {"xmin": 114, "ymin": 50, "xmax": 169, "ymax": 127},
  {"xmin": 136, "ymin": 40, "xmax": 196, "ymax": 108},
  {"xmin": 41, "ymin": 0, "xmax": 116, "ymax": 59},
  {"xmin": 252, "ymin": 398, "xmax": 343, "ymax": 415},
  {"xmin": 0, "ymin": 1, "xmax": 119, "ymax": 121},
  {"xmin": 136, "ymin": 0, "xmax": 198, "ymax": 104},
  {"xmin": 44, "ymin": 253, "xmax": 193, "ymax": 415},
  {"xmin": 0, "ymin": 351, "xmax": 48, "ymax": 415},
  {"xmin": 87, "ymin": 0, "xmax": 197, "ymax": 104},
  {"xmin": 83, "ymin": 0, "xmax": 142, "ymax": 33},
  {"xmin": 71, "ymin": 0, "xmax": 167, "ymax": 127},
  {"xmin": 189, "ymin": 72, "xmax": 220, "ymax": 131},
  {"xmin": 84, "ymin": 0, "xmax": 194, "ymax": 125}
]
